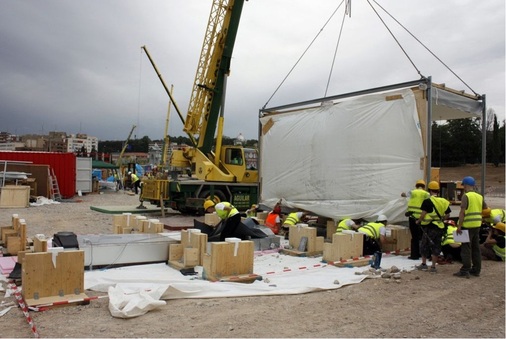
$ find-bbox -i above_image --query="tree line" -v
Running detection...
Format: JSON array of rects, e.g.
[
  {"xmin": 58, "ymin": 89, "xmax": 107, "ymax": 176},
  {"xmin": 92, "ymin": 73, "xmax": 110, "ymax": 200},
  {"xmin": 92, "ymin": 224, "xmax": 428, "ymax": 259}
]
[{"xmin": 98, "ymin": 112, "xmax": 504, "ymax": 167}]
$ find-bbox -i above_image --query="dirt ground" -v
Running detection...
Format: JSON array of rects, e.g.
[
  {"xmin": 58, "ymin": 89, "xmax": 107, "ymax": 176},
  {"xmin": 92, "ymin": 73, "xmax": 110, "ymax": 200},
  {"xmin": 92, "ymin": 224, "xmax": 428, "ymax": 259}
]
[{"xmin": 0, "ymin": 165, "xmax": 504, "ymax": 338}]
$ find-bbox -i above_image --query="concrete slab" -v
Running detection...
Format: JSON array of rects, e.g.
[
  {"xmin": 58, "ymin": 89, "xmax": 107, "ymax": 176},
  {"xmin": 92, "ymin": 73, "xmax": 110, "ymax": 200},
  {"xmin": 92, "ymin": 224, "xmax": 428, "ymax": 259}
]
[{"xmin": 89, "ymin": 204, "xmax": 163, "ymax": 214}]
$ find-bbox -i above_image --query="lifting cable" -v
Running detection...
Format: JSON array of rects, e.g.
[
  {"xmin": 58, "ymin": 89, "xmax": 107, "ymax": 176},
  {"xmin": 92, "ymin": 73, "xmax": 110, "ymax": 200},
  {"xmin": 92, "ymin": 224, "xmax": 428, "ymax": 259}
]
[
  {"xmin": 323, "ymin": 0, "xmax": 351, "ymax": 98},
  {"xmin": 370, "ymin": 0, "xmax": 478, "ymax": 96},
  {"xmin": 262, "ymin": 0, "xmax": 346, "ymax": 110}
]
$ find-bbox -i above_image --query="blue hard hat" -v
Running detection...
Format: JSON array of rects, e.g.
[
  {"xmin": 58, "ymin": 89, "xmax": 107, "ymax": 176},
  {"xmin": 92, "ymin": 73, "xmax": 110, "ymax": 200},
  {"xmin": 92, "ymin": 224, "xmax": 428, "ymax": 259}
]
[{"xmin": 462, "ymin": 176, "xmax": 475, "ymax": 186}]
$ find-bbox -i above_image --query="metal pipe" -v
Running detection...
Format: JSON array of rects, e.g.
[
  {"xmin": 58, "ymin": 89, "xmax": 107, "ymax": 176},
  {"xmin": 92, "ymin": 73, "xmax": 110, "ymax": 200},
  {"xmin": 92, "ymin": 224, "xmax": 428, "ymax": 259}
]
[{"xmin": 481, "ymin": 94, "xmax": 487, "ymax": 195}]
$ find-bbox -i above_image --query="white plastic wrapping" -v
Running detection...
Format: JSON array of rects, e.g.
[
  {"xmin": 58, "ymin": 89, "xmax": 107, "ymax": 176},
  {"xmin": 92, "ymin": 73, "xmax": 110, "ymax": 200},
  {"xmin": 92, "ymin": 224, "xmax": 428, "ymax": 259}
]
[{"xmin": 260, "ymin": 88, "xmax": 424, "ymax": 223}]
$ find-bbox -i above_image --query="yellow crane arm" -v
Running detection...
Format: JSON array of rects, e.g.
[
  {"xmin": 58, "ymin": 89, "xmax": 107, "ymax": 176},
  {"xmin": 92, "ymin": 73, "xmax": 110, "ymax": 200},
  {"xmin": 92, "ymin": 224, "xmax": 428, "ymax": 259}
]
[{"xmin": 184, "ymin": 0, "xmax": 235, "ymax": 143}]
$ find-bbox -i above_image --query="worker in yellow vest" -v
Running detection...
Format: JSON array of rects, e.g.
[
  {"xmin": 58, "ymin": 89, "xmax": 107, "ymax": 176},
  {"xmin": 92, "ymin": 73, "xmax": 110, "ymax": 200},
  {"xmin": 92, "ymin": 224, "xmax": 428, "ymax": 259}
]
[
  {"xmin": 336, "ymin": 218, "xmax": 359, "ymax": 233},
  {"xmin": 357, "ymin": 215, "xmax": 389, "ymax": 256},
  {"xmin": 415, "ymin": 181, "xmax": 451, "ymax": 273},
  {"xmin": 480, "ymin": 222, "xmax": 505, "ymax": 261},
  {"xmin": 455, "ymin": 176, "xmax": 488, "ymax": 278},
  {"xmin": 128, "ymin": 171, "xmax": 140, "ymax": 194},
  {"xmin": 204, "ymin": 200, "xmax": 241, "ymax": 241},
  {"xmin": 441, "ymin": 220, "xmax": 461, "ymax": 263},
  {"xmin": 482, "ymin": 208, "xmax": 506, "ymax": 225},
  {"xmin": 401, "ymin": 180, "xmax": 430, "ymax": 260},
  {"xmin": 282, "ymin": 210, "xmax": 308, "ymax": 239}
]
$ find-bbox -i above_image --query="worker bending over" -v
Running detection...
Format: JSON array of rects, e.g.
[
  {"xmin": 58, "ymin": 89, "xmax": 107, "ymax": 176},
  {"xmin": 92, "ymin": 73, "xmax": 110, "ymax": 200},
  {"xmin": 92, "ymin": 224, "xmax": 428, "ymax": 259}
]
[
  {"xmin": 336, "ymin": 218, "xmax": 360, "ymax": 233},
  {"xmin": 357, "ymin": 215, "xmax": 390, "ymax": 256},
  {"xmin": 282, "ymin": 210, "xmax": 308, "ymax": 239},
  {"xmin": 264, "ymin": 202, "xmax": 282, "ymax": 235},
  {"xmin": 204, "ymin": 200, "xmax": 242, "ymax": 241}
]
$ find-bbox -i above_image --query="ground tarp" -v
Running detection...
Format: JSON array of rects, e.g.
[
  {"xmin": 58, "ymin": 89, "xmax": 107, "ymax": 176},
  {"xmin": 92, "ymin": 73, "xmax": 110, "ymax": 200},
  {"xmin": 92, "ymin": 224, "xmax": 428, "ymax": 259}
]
[
  {"xmin": 83, "ymin": 252, "xmax": 416, "ymax": 317},
  {"xmin": 260, "ymin": 88, "xmax": 425, "ymax": 223}
]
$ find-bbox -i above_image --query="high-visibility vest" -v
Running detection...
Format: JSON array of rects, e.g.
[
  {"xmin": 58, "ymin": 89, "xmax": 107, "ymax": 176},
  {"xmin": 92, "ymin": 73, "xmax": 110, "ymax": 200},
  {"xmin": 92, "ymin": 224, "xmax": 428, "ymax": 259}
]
[
  {"xmin": 264, "ymin": 212, "xmax": 280, "ymax": 234},
  {"xmin": 463, "ymin": 192, "xmax": 483, "ymax": 228},
  {"xmin": 485, "ymin": 209, "xmax": 506, "ymax": 225},
  {"xmin": 358, "ymin": 222, "xmax": 383, "ymax": 240},
  {"xmin": 407, "ymin": 189, "xmax": 429, "ymax": 219},
  {"xmin": 131, "ymin": 173, "xmax": 139, "ymax": 182},
  {"xmin": 336, "ymin": 219, "xmax": 353, "ymax": 233},
  {"xmin": 215, "ymin": 202, "xmax": 239, "ymax": 220},
  {"xmin": 442, "ymin": 225, "xmax": 461, "ymax": 246},
  {"xmin": 493, "ymin": 236, "xmax": 505, "ymax": 261},
  {"xmin": 284, "ymin": 212, "xmax": 301, "ymax": 226},
  {"xmin": 420, "ymin": 196, "xmax": 449, "ymax": 229}
]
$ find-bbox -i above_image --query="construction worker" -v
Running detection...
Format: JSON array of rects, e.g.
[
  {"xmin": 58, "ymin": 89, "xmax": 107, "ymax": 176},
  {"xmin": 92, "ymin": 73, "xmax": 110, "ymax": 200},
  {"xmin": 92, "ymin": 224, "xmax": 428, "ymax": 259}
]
[
  {"xmin": 357, "ymin": 215, "xmax": 389, "ymax": 256},
  {"xmin": 482, "ymin": 207, "xmax": 506, "ymax": 225},
  {"xmin": 128, "ymin": 171, "xmax": 141, "ymax": 194},
  {"xmin": 415, "ymin": 181, "xmax": 451, "ymax": 273},
  {"xmin": 441, "ymin": 220, "xmax": 461, "ymax": 263},
  {"xmin": 455, "ymin": 176, "xmax": 488, "ymax": 278},
  {"xmin": 246, "ymin": 204, "xmax": 258, "ymax": 218},
  {"xmin": 203, "ymin": 200, "xmax": 242, "ymax": 241},
  {"xmin": 336, "ymin": 218, "xmax": 360, "ymax": 233},
  {"xmin": 480, "ymin": 222, "xmax": 505, "ymax": 262},
  {"xmin": 264, "ymin": 202, "xmax": 282, "ymax": 235},
  {"xmin": 282, "ymin": 210, "xmax": 308, "ymax": 239},
  {"xmin": 401, "ymin": 180, "xmax": 430, "ymax": 260}
]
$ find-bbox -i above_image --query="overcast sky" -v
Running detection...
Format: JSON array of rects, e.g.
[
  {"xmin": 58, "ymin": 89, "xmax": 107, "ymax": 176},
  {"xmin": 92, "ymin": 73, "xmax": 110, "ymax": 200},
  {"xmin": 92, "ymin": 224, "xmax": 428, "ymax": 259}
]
[{"xmin": 0, "ymin": 0, "xmax": 504, "ymax": 142}]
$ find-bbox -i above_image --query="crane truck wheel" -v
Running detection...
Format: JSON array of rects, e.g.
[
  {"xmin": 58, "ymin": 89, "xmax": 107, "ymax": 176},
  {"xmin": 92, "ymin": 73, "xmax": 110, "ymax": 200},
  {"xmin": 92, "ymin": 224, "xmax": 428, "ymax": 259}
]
[{"xmin": 199, "ymin": 189, "xmax": 227, "ymax": 205}]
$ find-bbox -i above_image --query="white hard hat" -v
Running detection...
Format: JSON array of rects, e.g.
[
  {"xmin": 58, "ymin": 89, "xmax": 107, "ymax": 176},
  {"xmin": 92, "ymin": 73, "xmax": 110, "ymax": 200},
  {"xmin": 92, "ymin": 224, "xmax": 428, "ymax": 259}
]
[
  {"xmin": 127, "ymin": 171, "xmax": 132, "ymax": 175},
  {"xmin": 376, "ymin": 214, "xmax": 387, "ymax": 222},
  {"xmin": 345, "ymin": 219, "xmax": 355, "ymax": 227}
]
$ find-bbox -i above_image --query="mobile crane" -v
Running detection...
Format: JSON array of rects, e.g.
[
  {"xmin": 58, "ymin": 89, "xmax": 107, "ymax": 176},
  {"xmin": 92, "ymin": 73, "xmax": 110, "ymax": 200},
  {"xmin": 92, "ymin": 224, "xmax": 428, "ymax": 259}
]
[{"xmin": 140, "ymin": 0, "xmax": 258, "ymax": 214}]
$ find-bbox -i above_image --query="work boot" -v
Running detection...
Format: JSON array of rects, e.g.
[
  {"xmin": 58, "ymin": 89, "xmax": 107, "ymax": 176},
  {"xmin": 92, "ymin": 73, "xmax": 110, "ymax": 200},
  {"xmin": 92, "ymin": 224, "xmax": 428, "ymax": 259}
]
[
  {"xmin": 469, "ymin": 269, "xmax": 480, "ymax": 277},
  {"xmin": 416, "ymin": 263, "xmax": 428, "ymax": 271},
  {"xmin": 453, "ymin": 271, "xmax": 470, "ymax": 279}
]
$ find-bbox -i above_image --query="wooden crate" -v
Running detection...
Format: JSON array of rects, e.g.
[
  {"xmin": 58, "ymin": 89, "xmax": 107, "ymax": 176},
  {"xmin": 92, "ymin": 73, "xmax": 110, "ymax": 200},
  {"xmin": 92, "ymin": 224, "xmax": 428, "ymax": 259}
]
[
  {"xmin": 168, "ymin": 230, "xmax": 208, "ymax": 269},
  {"xmin": 326, "ymin": 220, "xmax": 337, "ymax": 240},
  {"xmin": 282, "ymin": 226, "xmax": 324, "ymax": 256},
  {"xmin": 323, "ymin": 232, "xmax": 364, "ymax": 262},
  {"xmin": 382, "ymin": 225, "xmax": 411, "ymax": 252},
  {"xmin": 202, "ymin": 239, "xmax": 256, "ymax": 282},
  {"xmin": 0, "ymin": 185, "xmax": 30, "ymax": 208},
  {"xmin": 22, "ymin": 250, "xmax": 86, "ymax": 307}
]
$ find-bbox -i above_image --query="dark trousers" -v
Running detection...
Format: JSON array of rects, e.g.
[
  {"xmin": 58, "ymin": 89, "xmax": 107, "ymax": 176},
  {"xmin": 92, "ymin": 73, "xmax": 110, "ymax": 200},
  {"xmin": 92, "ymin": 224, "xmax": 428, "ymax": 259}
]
[
  {"xmin": 442, "ymin": 244, "xmax": 461, "ymax": 261},
  {"xmin": 219, "ymin": 213, "xmax": 242, "ymax": 241},
  {"xmin": 459, "ymin": 227, "xmax": 482, "ymax": 274},
  {"xmin": 363, "ymin": 236, "xmax": 381, "ymax": 256},
  {"xmin": 409, "ymin": 217, "xmax": 422, "ymax": 259}
]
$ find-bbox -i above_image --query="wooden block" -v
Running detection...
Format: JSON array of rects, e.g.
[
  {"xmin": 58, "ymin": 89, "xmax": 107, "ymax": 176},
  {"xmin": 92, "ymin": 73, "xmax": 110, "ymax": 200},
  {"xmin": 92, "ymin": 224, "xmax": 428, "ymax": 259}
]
[
  {"xmin": 7, "ymin": 236, "xmax": 22, "ymax": 255},
  {"xmin": 22, "ymin": 250, "xmax": 84, "ymax": 302},
  {"xmin": 202, "ymin": 240, "xmax": 254, "ymax": 282},
  {"xmin": 323, "ymin": 232, "xmax": 364, "ymax": 262},
  {"xmin": 168, "ymin": 244, "xmax": 183, "ymax": 262},
  {"xmin": 288, "ymin": 226, "xmax": 322, "ymax": 255},
  {"xmin": 0, "ymin": 186, "xmax": 30, "ymax": 208},
  {"xmin": 383, "ymin": 225, "xmax": 411, "ymax": 252},
  {"xmin": 256, "ymin": 212, "xmax": 268, "ymax": 220},
  {"xmin": 142, "ymin": 219, "xmax": 163, "ymax": 233},
  {"xmin": 183, "ymin": 248, "xmax": 199, "ymax": 267},
  {"xmin": 1, "ymin": 227, "xmax": 16, "ymax": 244},
  {"xmin": 332, "ymin": 257, "xmax": 372, "ymax": 267},
  {"xmin": 33, "ymin": 236, "xmax": 48, "ymax": 252},
  {"xmin": 326, "ymin": 220, "xmax": 337, "ymax": 240},
  {"xmin": 204, "ymin": 213, "xmax": 221, "ymax": 226}
]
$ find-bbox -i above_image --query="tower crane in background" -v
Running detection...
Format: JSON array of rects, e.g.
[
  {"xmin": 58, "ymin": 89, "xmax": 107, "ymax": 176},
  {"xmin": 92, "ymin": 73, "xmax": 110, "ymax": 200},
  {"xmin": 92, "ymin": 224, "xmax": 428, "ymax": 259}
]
[{"xmin": 140, "ymin": 0, "xmax": 259, "ymax": 214}]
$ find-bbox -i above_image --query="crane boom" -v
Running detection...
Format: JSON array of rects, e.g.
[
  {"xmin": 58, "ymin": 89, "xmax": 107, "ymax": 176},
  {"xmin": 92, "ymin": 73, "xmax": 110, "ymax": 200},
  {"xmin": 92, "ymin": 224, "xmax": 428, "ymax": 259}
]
[{"xmin": 184, "ymin": 0, "xmax": 245, "ymax": 154}]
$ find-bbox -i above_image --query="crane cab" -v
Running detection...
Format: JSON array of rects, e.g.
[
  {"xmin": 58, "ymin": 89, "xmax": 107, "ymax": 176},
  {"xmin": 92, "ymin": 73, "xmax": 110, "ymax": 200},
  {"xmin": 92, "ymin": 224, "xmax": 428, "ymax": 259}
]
[{"xmin": 221, "ymin": 146, "xmax": 258, "ymax": 183}]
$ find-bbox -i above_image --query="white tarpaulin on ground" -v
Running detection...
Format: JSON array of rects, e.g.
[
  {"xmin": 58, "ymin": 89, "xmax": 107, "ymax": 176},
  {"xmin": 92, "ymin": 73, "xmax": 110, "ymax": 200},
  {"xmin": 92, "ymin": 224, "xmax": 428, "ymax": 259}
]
[
  {"xmin": 260, "ymin": 88, "xmax": 425, "ymax": 223},
  {"xmin": 84, "ymin": 252, "xmax": 417, "ymax": 318}
]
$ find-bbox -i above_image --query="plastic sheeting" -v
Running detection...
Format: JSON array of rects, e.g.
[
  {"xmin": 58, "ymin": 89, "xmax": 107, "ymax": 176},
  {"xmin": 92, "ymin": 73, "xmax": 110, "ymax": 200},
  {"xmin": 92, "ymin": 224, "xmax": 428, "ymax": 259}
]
[
  {"xmin": 83, "ymin": 252, "xmax": 417, "ymax": 318},
  {"xmin": 260, "ymin": 89, "xmax": 425, "ymax": 223}
]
